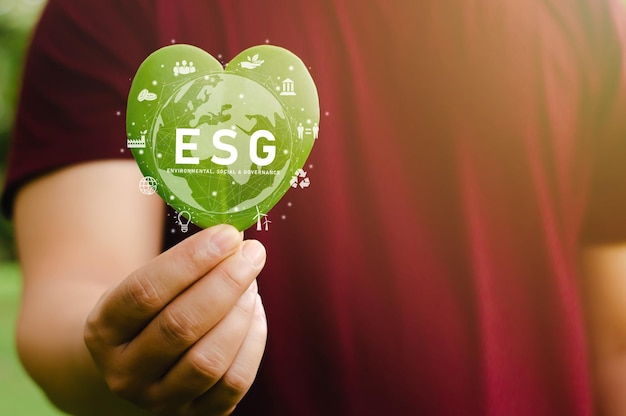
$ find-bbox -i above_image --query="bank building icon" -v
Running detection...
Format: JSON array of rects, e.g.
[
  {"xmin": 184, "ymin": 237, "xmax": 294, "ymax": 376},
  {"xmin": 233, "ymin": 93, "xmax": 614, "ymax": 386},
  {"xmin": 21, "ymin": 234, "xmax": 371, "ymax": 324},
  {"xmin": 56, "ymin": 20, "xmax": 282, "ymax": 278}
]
[{"xmin": 280, "ymin": 78, "xmax": 296, "ymax": 96}]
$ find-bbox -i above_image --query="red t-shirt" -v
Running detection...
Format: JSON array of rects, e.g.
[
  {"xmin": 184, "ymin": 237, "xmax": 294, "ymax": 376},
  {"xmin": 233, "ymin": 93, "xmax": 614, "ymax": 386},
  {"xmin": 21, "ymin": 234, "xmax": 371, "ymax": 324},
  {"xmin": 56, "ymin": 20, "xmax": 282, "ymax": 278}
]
[{"xmin": 4, "ymin": 0, "xmax": 626, "ymax": 414}]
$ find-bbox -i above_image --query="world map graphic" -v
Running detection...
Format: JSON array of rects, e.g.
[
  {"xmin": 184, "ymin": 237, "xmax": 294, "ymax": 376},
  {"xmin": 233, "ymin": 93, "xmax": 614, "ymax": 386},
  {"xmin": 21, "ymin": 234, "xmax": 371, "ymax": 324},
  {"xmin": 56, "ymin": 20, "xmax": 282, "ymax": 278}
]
[{"xmin": 153, "ymin": 73, "xmax": 294, "ymax": 220}]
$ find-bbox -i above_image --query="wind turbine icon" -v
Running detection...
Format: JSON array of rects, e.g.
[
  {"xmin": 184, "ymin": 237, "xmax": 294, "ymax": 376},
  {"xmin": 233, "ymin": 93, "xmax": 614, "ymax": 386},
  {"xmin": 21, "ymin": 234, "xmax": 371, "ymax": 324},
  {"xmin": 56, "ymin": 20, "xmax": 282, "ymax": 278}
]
[
  {"xmin": 254, "ymin": 206, "xmax": 267, "ymax": 231},
  {"xmin": 262, "ymin": 216, "xmax": 272, "ymax": 231}
]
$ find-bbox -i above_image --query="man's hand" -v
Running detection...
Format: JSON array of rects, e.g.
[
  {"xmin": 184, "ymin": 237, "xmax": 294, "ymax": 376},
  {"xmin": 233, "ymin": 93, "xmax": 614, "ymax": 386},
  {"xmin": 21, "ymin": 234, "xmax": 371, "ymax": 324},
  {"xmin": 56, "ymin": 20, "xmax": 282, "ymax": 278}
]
[{"xmin": 84, "ymin": 225, "xmax": 267, "ymax": 415}]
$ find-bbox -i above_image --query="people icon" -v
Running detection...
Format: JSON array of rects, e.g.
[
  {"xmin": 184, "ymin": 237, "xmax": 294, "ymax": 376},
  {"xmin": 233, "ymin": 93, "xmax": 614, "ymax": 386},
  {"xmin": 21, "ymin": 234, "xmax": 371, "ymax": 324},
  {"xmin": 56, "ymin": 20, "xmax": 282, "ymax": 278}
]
[
  {"xmin": 173, "ymin": 60, "xmax": 196, "ymax": 76},
  {"xmin": 312, "ymin": 123, "xmax": 319, "ymax": 139},
  {"xmin": 297, "ymin": 122, "xmax": 304, "ymax": 139}
]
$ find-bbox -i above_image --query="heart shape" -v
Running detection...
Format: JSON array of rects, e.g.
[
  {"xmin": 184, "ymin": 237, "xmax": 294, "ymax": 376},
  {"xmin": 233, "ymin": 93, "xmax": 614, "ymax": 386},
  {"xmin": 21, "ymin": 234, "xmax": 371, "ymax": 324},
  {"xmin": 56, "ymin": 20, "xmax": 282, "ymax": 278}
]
[{"xmin": 126, "ymin": 44, "xmax": 319, "ymax": 230}]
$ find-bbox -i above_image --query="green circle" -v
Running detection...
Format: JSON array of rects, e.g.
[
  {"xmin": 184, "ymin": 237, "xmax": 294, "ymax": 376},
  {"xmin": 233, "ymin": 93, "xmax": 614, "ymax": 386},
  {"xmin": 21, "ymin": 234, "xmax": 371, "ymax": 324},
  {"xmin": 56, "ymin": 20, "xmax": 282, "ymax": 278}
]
[{"xmin": 151, "ymin": 73, "xmax": 294, "ymax": 227}]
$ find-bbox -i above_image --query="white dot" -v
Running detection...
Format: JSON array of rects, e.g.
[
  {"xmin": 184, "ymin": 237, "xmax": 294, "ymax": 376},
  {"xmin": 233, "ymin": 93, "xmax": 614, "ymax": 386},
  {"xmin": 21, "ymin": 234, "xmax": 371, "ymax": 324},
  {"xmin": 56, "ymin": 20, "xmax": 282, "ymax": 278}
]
[
  {"xmin": 288, "ymin": 65, "xmax": 294, "ymax": 71},
  {"xmin": 212, "ymin": 191, "xmax": 217, "ymax": 197},
  {"xmin": 171, "ymin": 39, "xmax": 176, "ymax": 44},
  {"xmin": 152, "ymin": 80, "xmax": 157, "ymax": 86},
  {"xmin": 239, "ymin": 93, "xmax": 244, "ymax": 99},
  {"xmin": 115, "ymin": 111, "xmax": 121, "ymax": 116},
  {"xmin": 139, "ymin": 150, "xmax": 144, "ymax": 155},
  {"xmin": 301, "ymin": 108, "xmax": 305, "ymax": 112},
  {"xmin": 157, "ymin": 153, "xmax": 162, "ymax": 158},
  {"xmin": 120, "ymin": 149, "xmax": 125, "ymax": 153},
  {"xmin": 170, "ymin": 195, "xmax": 175, "ymax": 200},
  {"xmin": 265, "ymin": 39, "xmax": 270, "ymax": 44},
  {"xmin": 325, "ymin": 111, "xmax": 330, "ymax": 116},
  {"xmin": 287, "ymin": 202, "xmax": 292, "ymax": 207},
  {"xmin": 204, "ymin": 75, "xmax": 210, "ymax": 80},
  {"xmin": 218, "ymin": 54, "xmax": 223, "ymax": 59},
  {"xmin": 306, "ymin": 119, "xmax": 312, "ymax": 124},
  {"xmin": 309, "ymin": 164, "xmax": 314, "ymax": 169},
  {"xmin": 161, "ymin": 64, "xmax": 165, "ymax": 68},
  {"xmin": 281, "ymin": 215, "xmax": 286, "ymax": 220},
  {"xmin": 283, "ymin": 150, "xmax": 289, "ymax": 155},
  {"xmin": 234, "ymin": 207, "xmax": 240, "ymax": 212},
  {"xmin": 275, "ymin": 86, "xmax": 281, "ymax": 91}
]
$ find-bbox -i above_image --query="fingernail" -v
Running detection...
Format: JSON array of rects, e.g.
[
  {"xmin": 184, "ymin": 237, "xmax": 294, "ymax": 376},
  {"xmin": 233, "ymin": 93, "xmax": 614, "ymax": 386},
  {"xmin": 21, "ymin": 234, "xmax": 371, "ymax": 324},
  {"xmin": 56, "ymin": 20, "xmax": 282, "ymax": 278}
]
[
  {"xmin": 210, "ymin": 226, "xmax": 240, "ymax": 255},
  {"xmin": 242, "ymin": 241, "xmax": 266, "ymax": 268}
]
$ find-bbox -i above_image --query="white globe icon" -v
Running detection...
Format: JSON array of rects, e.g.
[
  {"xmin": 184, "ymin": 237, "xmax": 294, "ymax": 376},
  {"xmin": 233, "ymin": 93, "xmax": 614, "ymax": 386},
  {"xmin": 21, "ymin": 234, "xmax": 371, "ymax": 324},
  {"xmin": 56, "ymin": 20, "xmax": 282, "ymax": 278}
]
[{"xmin": 139, "ymin": 176, "xmax": 158, "ymax": 195}]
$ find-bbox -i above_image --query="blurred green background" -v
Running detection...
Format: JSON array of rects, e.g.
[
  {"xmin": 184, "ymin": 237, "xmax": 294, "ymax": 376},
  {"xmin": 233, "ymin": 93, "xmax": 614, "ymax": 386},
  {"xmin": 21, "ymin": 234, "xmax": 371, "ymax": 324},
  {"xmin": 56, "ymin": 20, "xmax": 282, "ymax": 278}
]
[
  {"xmin": 0, "ymin": 1, "xmax": 65, "ymax": 414},
  {"xmin": 0, "ymin": 0, "xmax": 40, "ymax": 261}
]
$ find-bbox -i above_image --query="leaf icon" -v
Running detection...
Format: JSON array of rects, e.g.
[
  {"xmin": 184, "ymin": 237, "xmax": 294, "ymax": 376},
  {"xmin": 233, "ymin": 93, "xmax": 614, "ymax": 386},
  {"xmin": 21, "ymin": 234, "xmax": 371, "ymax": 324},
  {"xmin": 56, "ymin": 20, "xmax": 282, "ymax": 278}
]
[{"xmin": 240, "ymin": 55, "xmax": 265, "ymax": 69}]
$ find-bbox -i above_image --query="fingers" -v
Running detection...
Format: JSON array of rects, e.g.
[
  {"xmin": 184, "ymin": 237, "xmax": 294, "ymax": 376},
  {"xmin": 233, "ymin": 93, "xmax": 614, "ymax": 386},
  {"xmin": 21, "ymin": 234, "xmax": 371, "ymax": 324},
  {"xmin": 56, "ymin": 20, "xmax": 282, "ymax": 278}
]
[
  {"xmin": 148, "ymin": 281, "xmax": 261, "ymax": 408},
  {"xmin": 84, "ymin": 222, "xmax": 269, "ymax": 412},
  {"xmin": 190, "ymin": 293, "xmax": 268, "ymax": 415},
  {"xmin": 120, "ymin": 240, "xmax": 266, "ymax": 379},
  {"xmin": 87, "ymin": 224, "xmax": 242, "ymax": 345}
]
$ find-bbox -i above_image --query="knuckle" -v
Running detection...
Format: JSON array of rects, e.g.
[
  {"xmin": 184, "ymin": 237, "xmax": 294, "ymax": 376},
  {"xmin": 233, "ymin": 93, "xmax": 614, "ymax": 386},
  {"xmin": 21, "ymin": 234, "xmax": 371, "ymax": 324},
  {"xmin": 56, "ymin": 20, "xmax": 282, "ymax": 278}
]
[
  {"xmin": 187, "ymin": 348, "xmax": 228, "ymax": 382},
  {"xmin": 106, "ymin": 372, "xmax": 140, "ymax": 400},
  {"xmin": 83, "ymin": 292, "xmax": 117, "ymax": 347},
  {"xmin": 215, "ymin": 267, "xmax": 247, "ymax": 295},
  {"xmin": 158, "ymin": 307, "xmax": 203, "ymax": 347},
  {"xmin": 179, "ymin": 236, "xmax": 219, "ymax": 275},
  {"xmin": 188, "ymin": 241, "xmax": 213, "ymax": 266},
  {"xmin": 106, "ymin": 374, "xmax": 163, "ymax": 411},
  {"xmin": 83, "ymin": 314, "xmax": 101, "ymax": 348},
  {"xmin": 105, "ymin": 373, "xmax": 191, "ymax": 415},
  {"xmin": 232, "ymin": 294, "xmax": 256, "ymax": 317},
  {"xmin": 221, "ymin": 364, "xmax": 253, "ymax": 396},
  {"xmin": 126, "ymin": 271, "xmax": 164, "ymax": 312},
  {"xmin": 176, "ymin": 244, "xmax": 206, "ymax": 277},
  {"xmin": 83, "ymin": 310, "xmax": 120, "ymax": 351}
]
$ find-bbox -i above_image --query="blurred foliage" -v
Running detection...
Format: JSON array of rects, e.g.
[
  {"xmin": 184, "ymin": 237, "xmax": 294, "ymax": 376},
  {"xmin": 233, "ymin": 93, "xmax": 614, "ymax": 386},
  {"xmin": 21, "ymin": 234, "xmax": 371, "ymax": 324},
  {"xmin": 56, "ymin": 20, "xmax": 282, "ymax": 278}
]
[{"xmin": 0, "ymin": 0, "xmax": 44, "ymax": 260}]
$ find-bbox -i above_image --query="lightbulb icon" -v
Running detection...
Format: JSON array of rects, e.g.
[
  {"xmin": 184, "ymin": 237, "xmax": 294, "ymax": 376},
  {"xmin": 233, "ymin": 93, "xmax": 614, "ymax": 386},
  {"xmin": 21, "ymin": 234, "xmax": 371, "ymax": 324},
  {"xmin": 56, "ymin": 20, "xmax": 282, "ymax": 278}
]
[{"xmin": 178, "ymin": 210, "xmax": 191, "ymax": 233}]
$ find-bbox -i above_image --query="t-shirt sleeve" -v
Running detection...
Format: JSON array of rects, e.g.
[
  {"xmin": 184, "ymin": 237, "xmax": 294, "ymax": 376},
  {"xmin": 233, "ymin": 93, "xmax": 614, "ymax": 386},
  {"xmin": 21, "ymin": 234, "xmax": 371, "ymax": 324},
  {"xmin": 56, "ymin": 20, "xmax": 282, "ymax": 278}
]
[
  {"xmin": 580, "ymin": 1, "xmax": 626, "ymax": 244},
  {"xmin": 1, "ymin": 0, "xmax": 159, "ymax": 216}
]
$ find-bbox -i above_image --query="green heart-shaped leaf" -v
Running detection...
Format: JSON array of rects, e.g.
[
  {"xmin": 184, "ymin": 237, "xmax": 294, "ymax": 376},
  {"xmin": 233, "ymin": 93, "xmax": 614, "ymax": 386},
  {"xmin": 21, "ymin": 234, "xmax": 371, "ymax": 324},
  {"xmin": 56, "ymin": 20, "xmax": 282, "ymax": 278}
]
[{"xmin": 127, "ymin": 44, "xmax": 319, "ymax": 230}]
